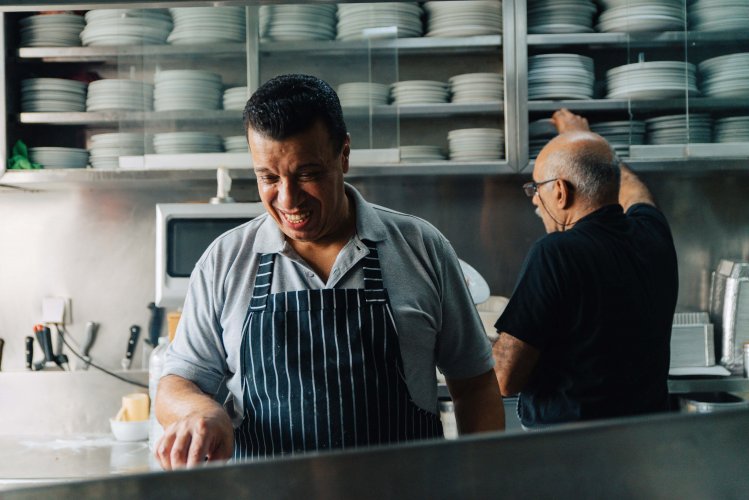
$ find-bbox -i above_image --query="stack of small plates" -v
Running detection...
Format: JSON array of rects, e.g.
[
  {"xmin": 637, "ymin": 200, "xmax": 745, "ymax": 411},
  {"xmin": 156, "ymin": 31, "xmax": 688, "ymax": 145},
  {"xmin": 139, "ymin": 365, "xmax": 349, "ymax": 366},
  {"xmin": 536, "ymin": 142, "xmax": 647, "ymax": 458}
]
[
  {"xmin": 645, "ymin": 114, "xmax": 713, "ymax": 145},
  {"xmin": 153, "ymin": 70, "xmax": 223, "ymax": 111},
  {"xmin": 449, "ymin": 73, "xmax": 503, "ymax": 103},
  {"xmin": 589, "ymin": 121, "xmax": 646, "ymax": 157},
  {"xmin": 597, "ymin": 0, "xmax": 685, "ymax": 32},
  {"xmin": 424, "ymin": 1, "xmax": 502, "ymax": 37},
  {"xmin": 400, "ymin": 145, "xmax": 446, "ymax": 162},
  {"xmin": 223, "ymin": 87, "xmax": 248, "ymax": 110},
  {"xmin": 528, "ymin": 0, "xmax": 597, "ymax": 34},
  {"xmin": 337, "ymin": 82, "xmax": 390, "ymax": 106},
  {"xmin": 29, "ymin": 147, "xmax": 89, "ymax": 168},
  {"xmin": 259, "ymin": 4, "xmax": 337, "ymax": 41},
  {"xmin": 86, "ymin": 79, "xmax": 153, "ymax": 112},
  {"xmin": 88, "ymin": 132, "xmax": 146, "ymax": 169},
  {"xmin": 153, "ymin": 132, "xmax": 224, "ymax": 154},
  {"xmin": 223, "ymin": 136, "xmax": 248, "ymax": 153},
  {"xmin": 689, "ymin": 0, "xmax": 749, "ymax": 31},
  {"xmin": 337, "ymin": 3, "xmax": 423, "ymax": 41},
  {"xmin": 698, "ymin": 52, "xmax": 749, "ymax": 98},
  {"xmin": 528, "ymin": 118, "xmax": 558, "ymax": 158},
  {"xmin": 714, "ymin": 116, "xmax": 749, "ymax": 143},
  {"xmin": 168, "ymin": 7, "xmax": 246, "ymax": 44},
  {"xmin": 21, "ymin": 78, "xmax": 87, "ymax": 112},
  {"xmin": 19, "ymin": 13, "xmax": 85, "ymax": 47},
  {"xmin": 528, "ymin": 54, "xmax": 594, "ymax": 100},
  {"xmin": 81, "ymin": 9, "xmax": 172, "ymax": 46},
  {"xmin": 448, "ymin": 128, "xmax": 504, "ymax": 161},
  {"xmin": 606, "ymin": 61, "xmax": 698, "ymax": 99},
  {"xmin": 390, "ymin": 80, "xmax": 448, "ymax": 105}
]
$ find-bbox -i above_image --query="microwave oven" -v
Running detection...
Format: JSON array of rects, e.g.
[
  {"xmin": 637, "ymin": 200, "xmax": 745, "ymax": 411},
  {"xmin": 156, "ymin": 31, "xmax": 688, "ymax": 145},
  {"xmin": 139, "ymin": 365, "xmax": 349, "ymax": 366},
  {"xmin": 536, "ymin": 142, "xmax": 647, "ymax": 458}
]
[{"xmin": 155, "ymin": 202, "xmax": 266, "ymax": 308}]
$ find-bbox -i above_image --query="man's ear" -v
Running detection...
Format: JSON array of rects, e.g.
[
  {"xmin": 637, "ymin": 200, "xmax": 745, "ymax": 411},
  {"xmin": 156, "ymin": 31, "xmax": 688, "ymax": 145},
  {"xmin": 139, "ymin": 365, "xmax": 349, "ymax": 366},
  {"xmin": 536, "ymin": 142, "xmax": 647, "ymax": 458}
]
[
  {"xmin": 555, "ymin": 178, "xmax": 573, "ymax": 209},
  {"xmin": 341, "ymin": 134, "xmax": 351, "ymax": 173}
]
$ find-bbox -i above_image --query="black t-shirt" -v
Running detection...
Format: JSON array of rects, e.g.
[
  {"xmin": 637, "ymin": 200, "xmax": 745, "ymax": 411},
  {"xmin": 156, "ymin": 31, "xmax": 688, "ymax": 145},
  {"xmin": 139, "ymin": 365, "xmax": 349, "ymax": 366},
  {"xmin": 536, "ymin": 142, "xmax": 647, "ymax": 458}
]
[{"xmin": 495, "ymin": 203, "xmax": 678, "ymax": 427}]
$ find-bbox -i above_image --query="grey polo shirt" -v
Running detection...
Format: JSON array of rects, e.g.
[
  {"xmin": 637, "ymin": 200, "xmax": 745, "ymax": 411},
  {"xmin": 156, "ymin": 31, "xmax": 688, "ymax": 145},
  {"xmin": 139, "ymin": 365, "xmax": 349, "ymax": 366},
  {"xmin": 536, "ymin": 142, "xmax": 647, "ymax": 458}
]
[{"xmin": 163, "ymin": 184, "xmax": 493, "ymax": 420}]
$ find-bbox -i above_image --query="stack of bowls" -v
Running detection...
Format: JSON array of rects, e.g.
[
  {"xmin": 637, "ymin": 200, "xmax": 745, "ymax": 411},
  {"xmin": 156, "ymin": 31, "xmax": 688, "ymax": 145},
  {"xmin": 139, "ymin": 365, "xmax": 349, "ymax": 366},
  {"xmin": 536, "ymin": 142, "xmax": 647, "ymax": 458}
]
[
  {"xmin": 88, "ymin": 132, "xmax": 147, "ymax": 169},
  {"xmin": 21, "ymin": 78, "xmax": 87, "ymax": 112},
  {"xmin": 223, "ymin": 87, "xmax": 248, "ymax": 111},
  {"xmin": 390, "ymin": 80, "xmax": 449, "ymax": 105},
  {"xmin": 714, "ymin": 116, "xmax": 749, "ymax": 143},
  {"xmin": 260, "ymin": 4, "xmax": 337, "ymax": 41},
  {"xmin": 153, "ymin": 70, "xmax": 223, "ymax": 111},
  {"xmin": 448, "ymin": 128, "xmax": 504, "ymax": 161},
  {"xmin": 589, "ymin": 120, "xmax": 646, "ymax": 158},
  {"xmin": 606, "ymin": 61, "xmax": 697, "ymax": 99},
  {"xmin": 337, "ymin": 82, "xmax": 390, "ymax": 107},
  {"xmin": 19, "ymin": 13, "xmax": 85, "ymax": 47},
  {"xmin": 223, "ymin": 136, "xmax": 248, "ymax": 153},
  {"xmin": 80, "ymin": 9, "xmax": 172, "ymax": 46},
  {"xmin": 86, "ymin": 79, "xmax": 154, "ymax": 112},
  {"xmin": 424, "ymin": 0, "xmax": 502, "ymax": 37},
  {"xmin": 528, "ymin": 0, "xmax": 597, "ymax": 34},
  {"xmin": 528, "ymin": 54, "xmax": 595, "ymax": 100},
  {"xmin": 596, "ymin": 0, "xmax": 685, "ymax": 32},
  {"xmin": 168, "ymin": 7, "xmax": 246, "ymax": 44},
  {"xmin": 689, "ymin": 0, "xmax": 749, "ymax": 31},
  {"xmin": 29, "ymin": 147, "xmax": 89, "ymax": 168},
  {"xmin": 698, "ymin": 52, "xmax": 749, "ymax": 98},
  {"xmin": 336, "ymin": 3, "xmax": 423, "ymax": 41},
  {"xmin": 448, "ymin": 72, "xmax": 503, "ymax": 103},
  {"xmin": 400, "ymin": 145, "xmax": 446, "ymax": 162},
  {"xmin": 645, "ymin": 114, "xmax": 712, "ymax": 145},
  {"xmin": 153, "ymin": 132, "xmax": 224, "ymax": 154}
]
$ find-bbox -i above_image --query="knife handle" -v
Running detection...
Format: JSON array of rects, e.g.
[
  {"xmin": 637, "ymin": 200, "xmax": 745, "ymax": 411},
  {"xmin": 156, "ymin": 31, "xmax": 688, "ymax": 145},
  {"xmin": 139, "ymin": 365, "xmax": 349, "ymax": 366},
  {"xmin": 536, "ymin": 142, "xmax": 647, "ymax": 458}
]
[
  {"xmin": 82, "ymin": 321, "xmax": 99, "ymax": 358},
  {"xmin": 34, "ymin": 325, "xmax": 56, "ymax": 362},
  {"xmin": 125, "ymin": 325, "xmax": 141, "ymax": 367},
  {"xmin": 25, "ymin": 336, "xmax": 34, "ymax": 370}
]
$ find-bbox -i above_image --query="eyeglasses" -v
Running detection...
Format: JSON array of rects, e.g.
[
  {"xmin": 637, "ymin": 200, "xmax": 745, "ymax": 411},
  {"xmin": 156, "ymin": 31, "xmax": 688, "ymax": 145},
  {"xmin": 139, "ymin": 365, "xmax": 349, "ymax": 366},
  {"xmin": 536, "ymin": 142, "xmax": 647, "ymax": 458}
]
[{"xmin": 522, "ymin": 178, "xmax": 557, "ymax": 198}]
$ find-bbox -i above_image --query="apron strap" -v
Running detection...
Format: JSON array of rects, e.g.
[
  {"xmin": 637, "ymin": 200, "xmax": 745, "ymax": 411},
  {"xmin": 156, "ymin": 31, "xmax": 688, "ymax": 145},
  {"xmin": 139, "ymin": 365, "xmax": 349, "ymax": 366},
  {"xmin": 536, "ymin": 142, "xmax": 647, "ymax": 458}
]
[
  {"xmin": 361, "ymin": 240, "xmax": 387, "ymax": 303},
  {"xmin": 249, "ymin": 253, "xmax": 275, "ymax": 310}
]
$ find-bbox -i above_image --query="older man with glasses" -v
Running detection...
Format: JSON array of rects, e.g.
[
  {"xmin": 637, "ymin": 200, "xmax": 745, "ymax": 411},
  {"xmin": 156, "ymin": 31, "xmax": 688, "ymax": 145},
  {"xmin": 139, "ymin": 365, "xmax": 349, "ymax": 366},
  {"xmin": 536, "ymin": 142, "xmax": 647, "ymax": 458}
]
[{"xmin": 492, "ymin": 109, "xmax": 679, "ymax": 430}]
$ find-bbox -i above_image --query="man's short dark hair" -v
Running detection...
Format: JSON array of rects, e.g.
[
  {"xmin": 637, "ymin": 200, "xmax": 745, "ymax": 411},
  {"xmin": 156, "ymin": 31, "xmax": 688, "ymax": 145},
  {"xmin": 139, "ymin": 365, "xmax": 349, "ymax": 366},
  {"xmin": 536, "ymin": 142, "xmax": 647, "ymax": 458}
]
[{"xmin": 243, "ymin": 74, "xmax": 347, "ymax": 152}]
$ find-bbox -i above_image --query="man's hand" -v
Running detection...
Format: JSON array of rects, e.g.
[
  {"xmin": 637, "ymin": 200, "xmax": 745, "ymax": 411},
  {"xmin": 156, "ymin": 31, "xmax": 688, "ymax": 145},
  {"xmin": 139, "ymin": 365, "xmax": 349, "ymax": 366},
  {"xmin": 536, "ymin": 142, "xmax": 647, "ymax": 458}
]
[{"xmin": 551, "ymin": 108, "xmax": 590, "ymax": 134}]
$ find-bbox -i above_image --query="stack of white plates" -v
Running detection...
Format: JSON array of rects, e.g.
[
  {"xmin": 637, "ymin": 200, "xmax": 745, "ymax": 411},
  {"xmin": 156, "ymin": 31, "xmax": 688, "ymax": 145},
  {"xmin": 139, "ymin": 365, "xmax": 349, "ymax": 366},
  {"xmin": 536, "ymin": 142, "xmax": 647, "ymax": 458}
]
[
  {"xmin": 597, "ymin": 0, "xmax": 685, "ymax": 32},
  {"xmin": 19, "ymin": 13, "xmax": 85, "ymax": 47},
  {"xmin": 714, "ymin": 116, "xmax": 749, "ymax": 143},
  {"xmin": 589, "ymin": 121, "xmax": 646, "ymax": 157},
  {"xmin": 153, "ymin": 70, "xmax": 223, "ymax": 111},
  {"xmin": 224, "ymin": 136, "xmax": 248, "ymax": 153},
  {"xmin": 21, "ymin": 78, "xmax": 87, "ymax": 112},
  {"xmin": 528, "ymin": 118, "xmax": 558, "ymax": 158},
  {"xmin": 338, "ymin": 82, "xmax": 390, "ymax": 106},
  {"xmin": 424, "ymin": 1, "xmax": 502, "ymax": 37},
  {"xmin": 86, "ymin": 79, "xmax": 153, "ymax": 111},
  {"xmin": 606, "ymin": 61, "xmax": 698, "ymax": 99},
  {"xmin": 645, "ymin": 114, "xmax": 713, "ymax": 145},
  {"xmin": 81, "ymin": 9, "xmax": 172, "ymax": 46},
  {"xmin": 260, "ymin": 4, "xmax": 337, "ymax": 41},
  {"xmin": 88, "ymin": 132, "xmax": 147, "ymax": 169},
  {"xmin": 400, "ymin": 145, "xmax": 446, "ymax": 162},
  {"xmin": 449, "ymin": 72, "xmax": 503, "ymax": 103},
  {"xmin": 698, "ymin": 52, "xmax": 749, "ymax": 98},
  {"xmin": 528, "ymin": 54, "xmax": 594, "ymax": 100},
  {"xmin": 168, "ymin": 7, "xmax": 246, "ymax": 44},
  {"xmin": 337, "ymin": 3, "xmax": 423, "ymax": 41},
  {"xmin": 223, "ymin": 87, "xmax": 248, "ymax": 110},
  {"xmin": 390, "ymin": 80, "xmax": 448, "ymax": 105},
  {"xmin": 153, "ymin": 132, "xmax": 224, "ymax": 154},
  {"xmin": 689, "ymin": 0, "xmax": 749, "ymax": 31},
  {"xmin": 29, "ymin": 147, "xmax": 88, "ymax": 169},
  {"xmin": 528, "ymin": 0, "xmax": 597, "ymax": 34},
  {"xmin": 448, "ymin": 128, "xmax": 504, "ymax": 161}
]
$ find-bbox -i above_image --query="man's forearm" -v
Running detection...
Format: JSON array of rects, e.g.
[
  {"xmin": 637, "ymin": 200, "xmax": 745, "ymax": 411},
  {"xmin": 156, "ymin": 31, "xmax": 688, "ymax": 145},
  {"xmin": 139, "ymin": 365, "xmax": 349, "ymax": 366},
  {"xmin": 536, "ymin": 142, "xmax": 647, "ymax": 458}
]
[
  {"xmin": 446, "ymin": 369, "xmax": 505, "ymax": 434},
  {"xmin": 155, "ymin": 374, "xmax": 227, "ymax": 427}
]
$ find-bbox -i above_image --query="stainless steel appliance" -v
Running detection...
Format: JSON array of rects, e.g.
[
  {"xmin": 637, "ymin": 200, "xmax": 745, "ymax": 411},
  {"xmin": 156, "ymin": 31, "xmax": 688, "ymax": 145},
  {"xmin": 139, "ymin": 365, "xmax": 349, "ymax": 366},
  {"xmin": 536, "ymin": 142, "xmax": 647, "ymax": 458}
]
[{"xmin": 708, "ymin": 259, "xmax": 749, "ymax": 374}]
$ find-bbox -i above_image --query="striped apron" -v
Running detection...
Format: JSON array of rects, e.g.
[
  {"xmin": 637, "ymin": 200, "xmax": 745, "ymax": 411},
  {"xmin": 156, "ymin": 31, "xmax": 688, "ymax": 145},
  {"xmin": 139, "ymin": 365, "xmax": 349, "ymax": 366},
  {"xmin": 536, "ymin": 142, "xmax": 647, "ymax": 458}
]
[{"xmin": 233, "ymin": 240, "xmax": 443, "ymax": 459}]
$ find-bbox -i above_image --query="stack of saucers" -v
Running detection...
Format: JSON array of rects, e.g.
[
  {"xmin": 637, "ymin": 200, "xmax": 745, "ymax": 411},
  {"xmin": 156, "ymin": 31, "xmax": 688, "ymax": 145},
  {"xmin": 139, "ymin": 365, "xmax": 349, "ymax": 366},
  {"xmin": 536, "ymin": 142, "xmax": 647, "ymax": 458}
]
[
  {"xmin": 698, "ymin": 52, "xmax": 749, "ymax": 98},
  {"xmin": 597, "ymin": 0, "xmax": 685, "ymax": 32},
  {"xmin": 689, "ymin": 0, "xmax": 749, "ymax": 31},
  {"xmin": 713, "ymin": 116, "xmax": 749, "ymax": 143},
  {"xmin": 400, "ymin": 145, "xmax": 447, "ymax": 162},
  {"xmin": 424, "ymin": 0, "xmax": 502, "ymax": 37},
  {"xmin": 528, "ymin": 0, "xmax": 597, "ymax": 34},
  {"xmin": 86, "ymin": 79, "xmax": 153, "ymax": 111},
  {"xmin": 336, "ymin": 3, "xmax": 423, "ymax": 41},
  {"xmin": 153, "ymin": 70, "xmax": 223, "ymax": 111},
  {"xmin": 528, "ymin": 118, "xmax": 558, "ymax": 158},
  {"xmin": 29, "ymin": 147, "xmax": 89, "ymax": 168},
  {"xmin": 606, "ymin": 61, "xmax": 698, "ymax": 99},
  {"xmin": 589, "ymin": 121, "xmax": 646, "ymax": 158},
  {"xmin": 168, "ymin": 7, "xmax": 245, "ymax": 44},
  {"xmin": 81, "ymin": 9, "xmax": 172, "ymax": 46},
  {"xmin": 448, "ymin": 128, "xmax": 504, "ymax": 161},
  {"xmin": 390, "ymin": 80, "xmax": 449, "ymax": 105},
  {"xmin": 645, "ymin": 114, "xmax": 713, "ymax": 145},
  {"xmin": 528, "ymin": 54, "xmax": 594, "ymax": 100},
  {"xmin": 88, "ymin": 132, "xmax": 147, "ymax": 169},
  {"xmin": 21, "ymin": 78, "xmax": 87, "ymax": 112},
  {"xmin": 19, "ymin": 13, "xmax": 85, "ymax": 47},
  {"xmin": 153, "ymin": 132, "xmax": 224, "ymax": 154},
  {"xmin": 222, "ymin": 87, "xmax": 248, "ymax": 110},
  {"xmin": 260, "ymin": 4, "xmax": 337, "ymax": 41},
  {"xmin": 223, "ymin": 136, "xmax": 248, "ymax": 153},
  {"xmin": 448, "ymin": 72, "xmax": 503, "ymax": 103},
  {"xmin": 337, "ymin": 82, "xmax": 390, "ymax": 106}
]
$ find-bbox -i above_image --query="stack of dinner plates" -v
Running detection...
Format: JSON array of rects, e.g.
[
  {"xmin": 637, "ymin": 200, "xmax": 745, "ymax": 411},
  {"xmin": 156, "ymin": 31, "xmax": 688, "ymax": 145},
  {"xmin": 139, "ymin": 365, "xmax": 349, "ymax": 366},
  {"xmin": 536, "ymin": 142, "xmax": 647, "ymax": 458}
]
[
  {"xmin": 424, "ymin": 0, "xmax": 502, "ymax": 37},
  {"xmin": 153, "ymin": 70, "xmax": 223, "ymax": 111},
  {"xmin": 88, "ymin": 132, "xmax": 147, "ymax": 169},
  {"xmin": 336, "ymin": 3, "xmax": 423, "ymax": 41},
  {"xmin": 390, "ymin": 80, "xmax": 449, "ymax": 105},
  {"xmin": 168, "ymin": 7, "xmax": 246, "ymax": 44},
  {"xmin": 86, "ymin": 79, "xmax": 154, "ymax": 111},
  {"xmin": 448, "ymin": 128, "xmax": 504, "ymax": 161},
  {"xmin": 223, "ymin": 86, "xmax": 248, "ymax": 110},
  {"xmin": 29, "ymin": 147, "xmax": 89, "ymax": 168},
  {"xmin": 698, "ymin": 52, "xmax": 749, "ymax": 98},
  {"xmin": 596, "ymin": 0, "xmax": 685, "ymax": 32},
  {"xmin": 528, "ymin": 54, "xmax": 595, "ymax": 100},
  {"xmin": 589, "ymin": 120, "xmax": 646, "ymax": 157},
  {"xmin": 714, "ymin": 116, "xmax": 749, "ymax": 143},
  {"xmin": 19, "ymin": 13, "xmax": 85, "ymax": 47},
  {"xmin": 606, "ymin": 61, "xmax": 698, "ymax": 99},
  {"xmin": 259, "ymin": 4, "xmax": 337, "ymax": 41},
  {"xmin": 645, "ymin": 114, "xmax": 713, "ymax": 145},
  {"xmin": 153, "ymin": 132, "xmax": 224, "ymax": 154},
  {"xmin": 400, "ymin": 145, "xmax": 446, "ymax": 162},
  {"xmin": 689, "ymin": 0, "xmax": 749, "ymax": 32},
  {"xmin": 21, "ymin": 78, "xmax": 87, "ymax": 112},
  {"xmin": 223, "ymin": 136, "xmax": 248, "ymax": 153},
  {"xmin": 337, "ymin": 82, "xmax": 390, "ymax": 106},
  {"xmin": 528, "ymin": 0, "xmax": 597, "ymax": 34},
  {"xmin": 528, "ymin": 118, "xmax": 558, "ymax": 158},
  {"xmin": 81, "ymin": 9, "xmax": 172, "ymax": 46},
  {"xmin": 448, "ymin": 72, "xmax": 503, "ymax": 103}
]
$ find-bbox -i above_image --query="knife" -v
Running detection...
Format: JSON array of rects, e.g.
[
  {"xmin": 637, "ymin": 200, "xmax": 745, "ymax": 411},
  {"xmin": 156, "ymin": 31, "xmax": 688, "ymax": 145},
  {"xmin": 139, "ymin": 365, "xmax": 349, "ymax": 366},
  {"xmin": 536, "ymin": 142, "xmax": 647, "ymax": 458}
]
[
  {"xmin": 0, "ymin": 338, "xmax": 4, "ymax": 371},
  {"xmin": 25, "ymin": 336, "xmax": 34, "ymax": 370},
  {"xmin": 121, "ymin": 325, "xmax": 141, "ymax": 370},
  {"xmin": 146, "ymin": 302, "xmax": 165, "ymax": 347},
  {"xmin": 80, "ymin": 321, "xmax": 99, "ymax": 370},
  {"xmin": 34, "ymin": 324, "xmax": 56, "ymax": 363}
]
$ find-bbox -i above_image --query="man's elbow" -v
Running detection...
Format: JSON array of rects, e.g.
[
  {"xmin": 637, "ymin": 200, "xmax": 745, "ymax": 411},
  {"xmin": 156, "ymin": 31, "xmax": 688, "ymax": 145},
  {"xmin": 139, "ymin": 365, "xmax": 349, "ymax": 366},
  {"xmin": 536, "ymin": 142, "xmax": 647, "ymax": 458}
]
[{"xmin": 494, "ymin": 368, "xmax": 524, "ymax": 397}]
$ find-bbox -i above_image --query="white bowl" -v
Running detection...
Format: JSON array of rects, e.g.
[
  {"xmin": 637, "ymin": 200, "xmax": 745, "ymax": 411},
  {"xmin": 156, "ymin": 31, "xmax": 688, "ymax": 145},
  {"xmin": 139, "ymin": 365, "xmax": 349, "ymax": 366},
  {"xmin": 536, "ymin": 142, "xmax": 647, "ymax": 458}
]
[{"xmin": 110, "ymin": 419, "xmax": 148, "ymax": 442}]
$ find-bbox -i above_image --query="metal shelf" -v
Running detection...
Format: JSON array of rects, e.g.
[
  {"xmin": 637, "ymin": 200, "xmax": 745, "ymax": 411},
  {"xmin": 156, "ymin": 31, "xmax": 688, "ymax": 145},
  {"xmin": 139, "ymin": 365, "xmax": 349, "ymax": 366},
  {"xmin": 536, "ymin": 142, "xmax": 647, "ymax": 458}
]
[
  {"xmin": 528, "ymin": 31, "xmax": 749, "ymax": 48},
  {"xmin": 261, "ymin": 35, "xmax": 501, "ymax": 55},
  {"xmin": 17, "ymin": 43, "xmax": 247, "ymax": 62},
  {"xmin": 528, "ymin": 98, "xmax": 749, "ymax": 114}
]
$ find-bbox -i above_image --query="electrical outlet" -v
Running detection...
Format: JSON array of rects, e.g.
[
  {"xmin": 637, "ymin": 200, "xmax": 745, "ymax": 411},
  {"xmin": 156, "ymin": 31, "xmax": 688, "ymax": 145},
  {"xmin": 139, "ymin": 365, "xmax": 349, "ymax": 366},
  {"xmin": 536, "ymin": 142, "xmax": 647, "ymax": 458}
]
[{"xmin": 41, "ymin": 297, "xmax": 72, "ymax": 324}]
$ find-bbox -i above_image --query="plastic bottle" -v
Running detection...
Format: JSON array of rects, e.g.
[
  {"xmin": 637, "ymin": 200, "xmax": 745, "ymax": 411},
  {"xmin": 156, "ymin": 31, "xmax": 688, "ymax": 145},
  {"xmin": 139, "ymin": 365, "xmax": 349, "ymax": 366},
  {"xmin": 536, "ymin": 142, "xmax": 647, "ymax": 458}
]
[{"xmin": 148, "ymin": 336, "xmax": 169, "ymax": 450}]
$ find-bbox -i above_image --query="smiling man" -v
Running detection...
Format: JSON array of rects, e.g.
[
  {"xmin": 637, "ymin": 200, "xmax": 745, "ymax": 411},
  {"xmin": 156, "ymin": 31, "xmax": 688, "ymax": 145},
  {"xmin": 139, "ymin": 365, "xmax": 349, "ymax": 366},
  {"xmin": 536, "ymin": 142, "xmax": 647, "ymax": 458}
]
[{"xmin": 154, "ymin": 74, "xmax": 504, "ymax": 469}]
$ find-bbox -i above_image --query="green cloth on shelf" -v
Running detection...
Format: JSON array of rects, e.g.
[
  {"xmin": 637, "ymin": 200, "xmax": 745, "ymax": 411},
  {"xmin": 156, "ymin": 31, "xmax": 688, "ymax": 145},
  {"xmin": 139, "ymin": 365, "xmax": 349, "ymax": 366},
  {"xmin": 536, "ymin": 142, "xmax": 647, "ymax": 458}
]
[{"xmin": 7, "ymin": 140, "xmax": 42, "ymax": 170}]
